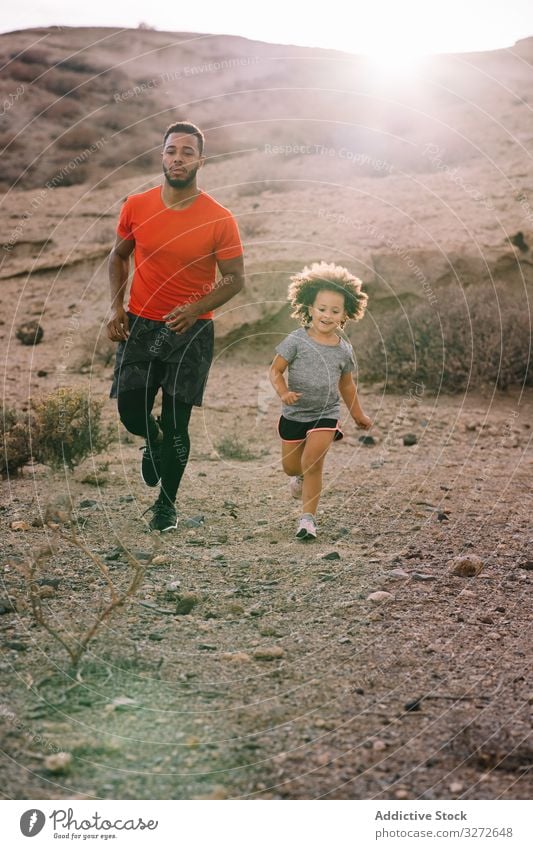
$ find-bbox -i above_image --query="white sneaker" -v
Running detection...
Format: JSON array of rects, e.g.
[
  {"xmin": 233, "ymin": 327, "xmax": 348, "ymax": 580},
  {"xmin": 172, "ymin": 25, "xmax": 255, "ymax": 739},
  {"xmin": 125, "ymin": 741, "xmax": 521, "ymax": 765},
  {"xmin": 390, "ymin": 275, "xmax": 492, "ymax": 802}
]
[
  {"xmin": 296, "ymin": 514, "xmax": 317, "ymax": 540},
  {"xmin": 289, "ymin": 475, "xmax": 304, "ymax": 499}
]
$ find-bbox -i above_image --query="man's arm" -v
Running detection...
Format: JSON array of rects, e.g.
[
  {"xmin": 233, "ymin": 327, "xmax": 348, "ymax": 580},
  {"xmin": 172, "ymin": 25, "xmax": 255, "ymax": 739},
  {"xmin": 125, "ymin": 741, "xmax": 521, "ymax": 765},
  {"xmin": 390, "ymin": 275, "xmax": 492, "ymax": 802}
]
[
  {"xmin": 107, "ymin": 235, "xmax": 135, "ymax": 341},
  {"xmin": 164, "ymin": 254, "xmax": 245, "ymax": 333}
]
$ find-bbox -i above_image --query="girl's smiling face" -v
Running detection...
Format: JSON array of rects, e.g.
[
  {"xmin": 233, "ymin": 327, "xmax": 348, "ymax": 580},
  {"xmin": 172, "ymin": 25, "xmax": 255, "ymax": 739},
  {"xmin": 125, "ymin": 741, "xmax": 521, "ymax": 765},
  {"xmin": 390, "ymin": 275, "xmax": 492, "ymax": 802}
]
[{"xmin": 308, "ymin": 289, "xmax": 346, "ymax": 336}]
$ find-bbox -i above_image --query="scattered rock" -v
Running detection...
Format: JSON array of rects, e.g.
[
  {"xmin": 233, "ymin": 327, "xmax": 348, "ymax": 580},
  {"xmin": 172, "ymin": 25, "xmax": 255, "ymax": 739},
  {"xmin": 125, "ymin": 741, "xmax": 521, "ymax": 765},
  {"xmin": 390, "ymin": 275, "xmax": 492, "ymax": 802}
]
[
  {"xmin": 519, "ymin": 560, "xmax": 533, "ymax": 571},
  {"xmin": 44, "ymin": 752, "xmax": 72, "ymax": 773},
  {"xmin": 118, "ymin": 495, "xmax": 134, "ymax": 503},
  {"xmin": 165, "ymin": 580, "xmax": 181, "ymax": 598},
  {"xmin": 411, "ymin": 572, "xmax": 437, "ymax": 582},
  {"xmin": 79, "ymin": 499, "xmax": 98, "ymax": 509},
  {"xmin": 151, "ymin": 555, "xmax": 169, "ymax": 566},
  {"xmin": 10, "ymin": 520, "xmax": 30, "ymax": 531},
  {"xmin": 394, "ymin": 787, "xmax": 410, "ymax": 799},
  {"xmin": 38, "ymin": 577, "xmax": 61, "ymax": 589},
  {"xmin": 175, "ymin": 592, "xmax": 200, "ymax": 615},
  {"xmin": 0, "ymin": 598, "xmax": 17, "ymax": 615},
  {"xmin": 322, "ymin": 551, "xmax": 341, "ymax": 561},
  {"xmin": 388, "ymin": 569, "xmax": 409, "ymax": 580},
  {"xmin": 359, "ymin": 435, "xmax": 376, "ymax": 446},
  {"xmin": 450, "ymin": 781, "xmax": 464, "ymax": 794},
  {"xmin": 5, "ymin": 640, "xmax": 27, "ymax": 651},
  {"xmin": 106, "ymin": 697, "xmax": 139, "ymax": 712},
  {"xmin": 184, "ymin": 515, "xmax": 204, "ymax": 528},
  {"xmin": 367, "ymin": 591, "xmax": 394, "ymax": 604},
  {"xmin": 220, "ymin": 652, "xmax": 251, "ymax": 663},
  {"xmin": 148, "ymin": 632, "xmax": 164, "ymax": 641},
  {"xmin": 253, "ymin": 646, "xmax": 284, "ymax": 661},
  {"xmin": 16, "ymin": 320, "xmax": 43, "ymax": 346},
  {"xmin": 372, "ymin": 739, "xmax": 387, "ymax": 751},
  {"xmin": 437, "ymin": 512, "xmax": 449, "ymax": 522},
  {"xmin": 403, "ymin": 433, "xmax": 418, "ymax": 446},
  {"xmin": 448, "ymin": 555, "xmax": 484, "ymax": 577},
  {"xmin": 404, "ymin": 697, "xmax": 423, "ymax": 712}
]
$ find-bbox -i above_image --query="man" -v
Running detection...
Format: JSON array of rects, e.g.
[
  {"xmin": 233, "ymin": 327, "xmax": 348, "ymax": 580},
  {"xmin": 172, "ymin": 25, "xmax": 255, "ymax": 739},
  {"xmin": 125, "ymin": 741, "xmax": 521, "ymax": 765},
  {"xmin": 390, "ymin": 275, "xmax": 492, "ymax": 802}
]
[{"xmin": 107, "ymin": 121, "xmax": 244, "ymax": 531}]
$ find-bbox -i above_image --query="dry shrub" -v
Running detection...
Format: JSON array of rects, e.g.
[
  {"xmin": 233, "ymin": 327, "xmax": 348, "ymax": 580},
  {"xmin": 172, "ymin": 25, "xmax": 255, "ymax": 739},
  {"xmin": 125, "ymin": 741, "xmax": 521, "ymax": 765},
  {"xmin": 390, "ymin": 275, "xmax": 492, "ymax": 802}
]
[
  {"xmin": 43, "ymin": 70, "xmax": 83, "ymax": 97},
  {"xmin": 1, "ymin": 406, "xmax": 31, "ymax": 478},
  {"xmin": 9, "ymin": 60, "xmax": 44, "ymax": 82},
  {"xmin": 365, "ymin": 285, "xmax": 532, "ymax": 392},
  {"xmin": 26, "ymin": 509, "xmax": 148, "ymax": 670},
  {"xmin": 32, "ymin": 388, "xmax": 112, "ymax": 470},
  {"xmin": 56, "ymin": 125, "xmax": 98, "ymax": 150},
  {"xmin": 46, "ymin": 99, "xmax": 82, "ymax": 121},
  {"xmin": 17, "ymin": 48, "xmax": 50, "ymax": 65}
]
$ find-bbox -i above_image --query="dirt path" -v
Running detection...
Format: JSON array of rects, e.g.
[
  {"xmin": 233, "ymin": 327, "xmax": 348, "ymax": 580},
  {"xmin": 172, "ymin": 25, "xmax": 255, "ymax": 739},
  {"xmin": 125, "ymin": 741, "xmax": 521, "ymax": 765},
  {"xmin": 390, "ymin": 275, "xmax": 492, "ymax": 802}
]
[{"xmin": 1, "ymin": 366, "xmax": 531, "ymax": 800}]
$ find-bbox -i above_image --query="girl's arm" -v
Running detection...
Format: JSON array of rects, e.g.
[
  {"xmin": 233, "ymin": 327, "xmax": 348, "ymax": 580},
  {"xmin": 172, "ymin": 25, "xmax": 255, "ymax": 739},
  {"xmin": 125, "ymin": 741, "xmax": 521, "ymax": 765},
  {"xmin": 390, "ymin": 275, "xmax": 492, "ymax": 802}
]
[
  {"xmin": 339, "ymin": 372, "xmax": 372, "ymax": 429},
  {"xmin": 269, "ymin": 355, "xmax": 301, "ymax": 404}
]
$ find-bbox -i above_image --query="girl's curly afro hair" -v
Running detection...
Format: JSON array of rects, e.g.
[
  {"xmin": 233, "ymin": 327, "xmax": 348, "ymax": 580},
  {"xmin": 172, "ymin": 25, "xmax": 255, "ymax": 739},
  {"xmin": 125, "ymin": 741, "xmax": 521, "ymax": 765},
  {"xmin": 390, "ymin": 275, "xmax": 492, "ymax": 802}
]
[{"xmin": 288, "ymin": 261, "xmax": 368, "ymax": 328}]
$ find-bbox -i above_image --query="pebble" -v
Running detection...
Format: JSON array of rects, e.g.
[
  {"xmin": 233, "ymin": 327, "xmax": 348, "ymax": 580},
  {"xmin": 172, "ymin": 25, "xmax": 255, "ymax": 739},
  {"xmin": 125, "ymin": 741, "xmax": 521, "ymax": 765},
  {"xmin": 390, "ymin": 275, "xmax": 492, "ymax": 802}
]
[
  {"xmin": 220, "ymin": 652, "xmax": 251, "ymax": 663},
  {"xmin": 44, "ymin": 752, "xmax": 72, "ymax": 774},
  {"xmin": 39, "ymin": 586, "xmax": 55, "ymax": 599},
  {"xmin": 450, "ymin": 781, "xmax": 464, "ymax": 794},
  {"xmin": 367, "ymin": 591, "xmax": 394, "ymax": 604},
  {"xmin": 0, "ymin": 598, "xmax": 17, "ymax": 615},
  {"xmin": 253, "ymin": 646, "xmax": 284, "ymax": 661},
  {"xmin": 10, "ymin": 521, "xmax": 30, "ymax": 531},
  {"xmin": 175, "ymin": 592, "xmax": 200, "ymax": 615},
  {"xmin": 394, "ymin": 788, "xmax": 410, "ymax": 799},
  {"xmin": 16, "ymin": 320, "xmax": 43, "ymax": 346},
  {"xmin": 79, "ymin": 499, "xmax": 97, "ymax": 509},
  {"xmin": 388, "ymin": 569, "xmax": 409, "ymax": 580},
  {"xmin": 411, "ymin": 572, "xmax": 437, "ymax": 582},
  {"xmin": 184, "ymin": 516, "xmax": 204, "ymax": 528},
  {"xmin": 404, "ymin": 698, "xmax": 423, "ymax": 712},
  {"xmin": 165, "ymin": 580, "xmax": 181, "ymax": 595},
  {"xmin": 359, "ymin": 435, "xmax": 376, "ymax": 446},
  {"xmin": 151, "ymin": 555, "xmax": 169, "ymax": 566},
  {"xmin": 372, "ymin": 739, "xmax": 387, "ymax": 751},
  {"xmin": 322, "ymin": 551, "xmax": 341, "ymax": 561},
  {"xmin": 118, "ymin": 495, "xmax": 134, "ymax": 503},
  {"xmin": 403, "ymin": 433, "xmax": 418, "ymax": 446},
  {"xmin": 448, "ymin": 555, "xmax": 484, "ymax": 577}
]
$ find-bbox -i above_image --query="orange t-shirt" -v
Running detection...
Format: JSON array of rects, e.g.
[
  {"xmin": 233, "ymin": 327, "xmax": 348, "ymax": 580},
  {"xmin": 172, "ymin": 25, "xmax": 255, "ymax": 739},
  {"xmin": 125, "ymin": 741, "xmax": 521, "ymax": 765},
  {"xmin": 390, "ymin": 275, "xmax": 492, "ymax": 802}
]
[{"xmin": 117, "ymin": 187, "xmax": 243, "ymax": 321}]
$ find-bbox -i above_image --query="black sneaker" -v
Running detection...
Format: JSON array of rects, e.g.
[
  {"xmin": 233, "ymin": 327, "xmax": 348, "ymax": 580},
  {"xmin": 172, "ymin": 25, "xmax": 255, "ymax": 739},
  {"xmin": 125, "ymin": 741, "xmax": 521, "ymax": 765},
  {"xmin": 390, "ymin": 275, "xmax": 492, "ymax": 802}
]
[
  {"xmin": 140, "ymin": 440, "xmax": 162, "ymax": 487},
  {"xmin": 148, "ymin": 497, "xmax": 177, "ymax": 532}
]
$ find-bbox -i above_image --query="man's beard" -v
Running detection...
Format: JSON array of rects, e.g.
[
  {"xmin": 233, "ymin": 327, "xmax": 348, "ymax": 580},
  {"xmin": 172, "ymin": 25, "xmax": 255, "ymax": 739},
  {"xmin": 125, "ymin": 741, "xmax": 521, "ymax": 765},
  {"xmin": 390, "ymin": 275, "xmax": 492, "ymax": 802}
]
[{"xmin": 163, "ymin": 163, "xmax": 199, "ymax": 189}]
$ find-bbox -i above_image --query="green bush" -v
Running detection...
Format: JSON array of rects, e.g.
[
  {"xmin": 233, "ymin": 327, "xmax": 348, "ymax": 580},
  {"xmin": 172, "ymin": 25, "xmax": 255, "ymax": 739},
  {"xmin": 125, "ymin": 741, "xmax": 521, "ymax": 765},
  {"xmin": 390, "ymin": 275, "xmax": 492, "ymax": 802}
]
[
  {"xmin": 33, "ymin": 388, "xmax": 112, "ymax": 470},
  {"xmin": 0, "ymin": 406, "xmax": 31, "ymax": 478},
  {"xmin": 364, "ymin": 285, "xmax": 532, "ymax": 392}
]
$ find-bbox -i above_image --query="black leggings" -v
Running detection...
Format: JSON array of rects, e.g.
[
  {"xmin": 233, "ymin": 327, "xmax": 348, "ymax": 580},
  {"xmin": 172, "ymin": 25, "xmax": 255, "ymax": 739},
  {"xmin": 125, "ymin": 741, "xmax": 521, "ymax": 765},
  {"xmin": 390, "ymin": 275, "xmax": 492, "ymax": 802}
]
[{"xmin": 118, "ymin": 387, "xmax": 192, "ymax": 505}]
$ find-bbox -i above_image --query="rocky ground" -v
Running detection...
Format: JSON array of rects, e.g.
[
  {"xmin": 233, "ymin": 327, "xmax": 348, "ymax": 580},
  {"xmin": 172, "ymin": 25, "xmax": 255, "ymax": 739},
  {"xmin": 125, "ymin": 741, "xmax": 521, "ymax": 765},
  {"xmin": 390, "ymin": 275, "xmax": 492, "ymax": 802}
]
[{"xmin": 1, "ymin": 362, "xmax": 531, "ymax": 800}]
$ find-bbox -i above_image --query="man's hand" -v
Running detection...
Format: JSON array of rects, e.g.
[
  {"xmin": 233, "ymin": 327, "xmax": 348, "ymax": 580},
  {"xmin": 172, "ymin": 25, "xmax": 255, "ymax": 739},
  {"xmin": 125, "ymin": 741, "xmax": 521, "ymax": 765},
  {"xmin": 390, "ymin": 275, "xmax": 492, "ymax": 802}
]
[
  {"xmin": 354, "ymin": 413, "xmax": 372, "ymax": 430},
  {"xmin": 164, "ymin": 303, "xmax": 200, "ymax": 333},
  {"xmin": 281, "ymin": 391, "xmax": 302, "ymax": 404},
  {"xmin": 107, "ymin": 307, "xmax": 129, "ymax": 341}
]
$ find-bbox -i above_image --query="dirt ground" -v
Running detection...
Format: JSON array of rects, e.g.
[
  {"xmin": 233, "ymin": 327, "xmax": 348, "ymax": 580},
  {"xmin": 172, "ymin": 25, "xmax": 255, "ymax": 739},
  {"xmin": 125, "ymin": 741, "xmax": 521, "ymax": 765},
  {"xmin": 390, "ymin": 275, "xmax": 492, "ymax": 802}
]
[{"xmin": 1, "ymin": 355, "xmax": 531, "ymax": 800}]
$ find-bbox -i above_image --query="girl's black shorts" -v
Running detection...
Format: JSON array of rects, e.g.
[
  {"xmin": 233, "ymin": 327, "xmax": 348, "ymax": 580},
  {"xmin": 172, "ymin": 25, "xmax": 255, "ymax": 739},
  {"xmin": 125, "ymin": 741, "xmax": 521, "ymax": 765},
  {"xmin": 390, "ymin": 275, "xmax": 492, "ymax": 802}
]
[{"xmin": 278, "ymin": 415, "xmax": 344, "ymax": 442}]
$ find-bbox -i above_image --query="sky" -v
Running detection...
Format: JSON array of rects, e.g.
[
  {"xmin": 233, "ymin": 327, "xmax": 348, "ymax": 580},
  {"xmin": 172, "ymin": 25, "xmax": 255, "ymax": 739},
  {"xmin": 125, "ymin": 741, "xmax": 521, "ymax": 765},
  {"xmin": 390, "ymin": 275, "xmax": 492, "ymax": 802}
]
[{"xmin": 2, "ymin": 0, "xmax": 533, "ymax": 57}]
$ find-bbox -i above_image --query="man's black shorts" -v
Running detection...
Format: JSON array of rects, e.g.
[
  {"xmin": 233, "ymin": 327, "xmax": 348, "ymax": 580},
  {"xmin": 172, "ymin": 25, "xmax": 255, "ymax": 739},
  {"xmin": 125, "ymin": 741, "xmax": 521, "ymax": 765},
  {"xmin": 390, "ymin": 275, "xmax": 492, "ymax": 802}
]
[
  {"xmin": 110, "ymin": 312, "xmax": 214, "ymax": 406},
  {"xmin": 278, "ymin": 415, "xmax": 344, "ymax": 442}
]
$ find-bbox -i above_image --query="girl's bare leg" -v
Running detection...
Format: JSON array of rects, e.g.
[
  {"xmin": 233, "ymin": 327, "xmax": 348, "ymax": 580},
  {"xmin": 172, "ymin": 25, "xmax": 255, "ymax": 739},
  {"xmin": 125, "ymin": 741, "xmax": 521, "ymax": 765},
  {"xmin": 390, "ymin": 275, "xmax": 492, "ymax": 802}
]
[
  {"xmin": 281, "ymin": 439, "xmax": 305, "ymax": 476},
  {"xmin": 301, "ymin": 431, "xmax": 335, "ymax": 516}
]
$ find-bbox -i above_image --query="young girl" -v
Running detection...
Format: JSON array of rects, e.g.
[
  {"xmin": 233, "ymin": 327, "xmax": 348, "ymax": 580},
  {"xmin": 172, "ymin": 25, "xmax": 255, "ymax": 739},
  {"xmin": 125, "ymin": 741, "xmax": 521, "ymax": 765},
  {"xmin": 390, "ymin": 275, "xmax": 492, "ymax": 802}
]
[{"xmin": 269, "ymin": 261, "xmax": 372, "ymax": 540}]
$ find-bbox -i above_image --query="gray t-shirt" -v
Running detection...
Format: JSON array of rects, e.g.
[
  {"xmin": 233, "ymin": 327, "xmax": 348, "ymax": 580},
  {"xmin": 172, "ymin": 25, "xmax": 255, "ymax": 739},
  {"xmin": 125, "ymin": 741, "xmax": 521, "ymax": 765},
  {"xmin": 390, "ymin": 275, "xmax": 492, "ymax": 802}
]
[{"xmin": 275, "ymin": 327, "xmax": 356, "ymax": 421}]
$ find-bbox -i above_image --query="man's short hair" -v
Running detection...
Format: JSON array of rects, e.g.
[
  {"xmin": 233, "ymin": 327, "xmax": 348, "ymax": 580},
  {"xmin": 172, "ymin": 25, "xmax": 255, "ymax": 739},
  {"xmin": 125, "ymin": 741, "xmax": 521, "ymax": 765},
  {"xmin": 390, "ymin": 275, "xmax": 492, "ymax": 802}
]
[{"xmin": 163, "ymin": 121, "xmax": 205, "ymax": 154}]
